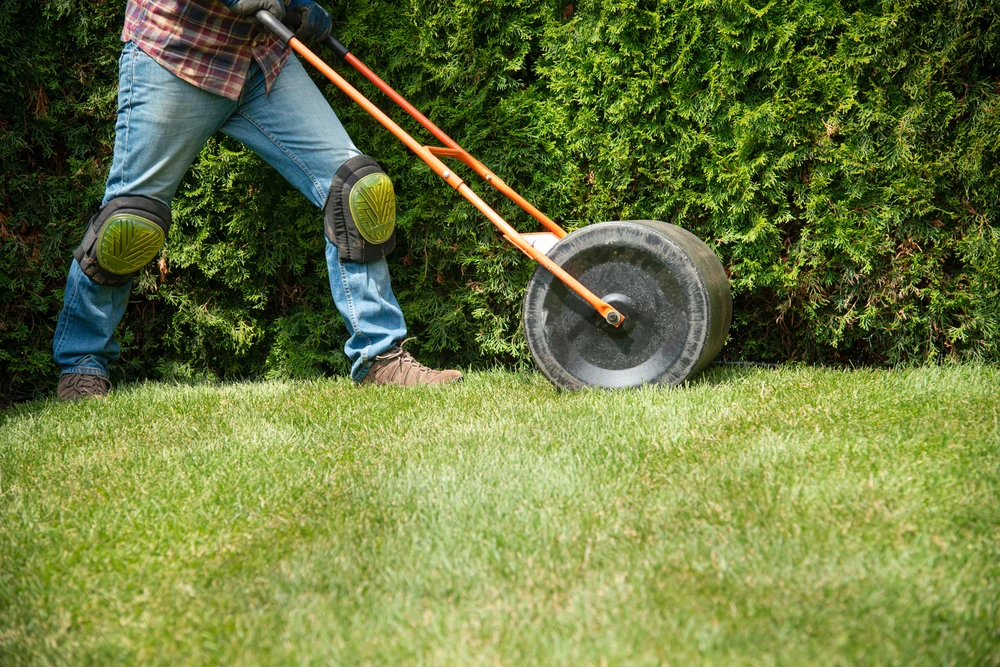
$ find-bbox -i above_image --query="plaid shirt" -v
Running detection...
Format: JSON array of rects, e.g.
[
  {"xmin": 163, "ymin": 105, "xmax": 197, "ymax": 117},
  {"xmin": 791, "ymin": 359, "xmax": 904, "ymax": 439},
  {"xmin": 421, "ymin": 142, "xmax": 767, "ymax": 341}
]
[{"xmin": 122, "ymin": 0, "xmax": 291, "ymax": 101}]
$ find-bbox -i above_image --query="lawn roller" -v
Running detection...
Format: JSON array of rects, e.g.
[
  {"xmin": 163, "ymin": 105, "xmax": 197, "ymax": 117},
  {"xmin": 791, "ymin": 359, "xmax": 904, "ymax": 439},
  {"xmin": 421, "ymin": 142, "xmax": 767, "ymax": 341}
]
[{"xmin": 258, "ymin": 13, "xmax": 732, "ymax": 390}]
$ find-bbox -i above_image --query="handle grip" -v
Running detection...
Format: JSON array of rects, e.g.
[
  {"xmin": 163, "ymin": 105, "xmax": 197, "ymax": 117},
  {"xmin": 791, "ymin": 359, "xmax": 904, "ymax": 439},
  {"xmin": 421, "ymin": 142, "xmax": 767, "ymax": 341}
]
[
  {"xmin": 255, "ymin": 10, "xmax": 294, "ymax": 43},
  {"xmin": 256, "ymin": 10, "xmax": 349, "ymax": 60},
  {"xmin": 325, "ymin": 35, "xmax": 350, "ymax": 59}
]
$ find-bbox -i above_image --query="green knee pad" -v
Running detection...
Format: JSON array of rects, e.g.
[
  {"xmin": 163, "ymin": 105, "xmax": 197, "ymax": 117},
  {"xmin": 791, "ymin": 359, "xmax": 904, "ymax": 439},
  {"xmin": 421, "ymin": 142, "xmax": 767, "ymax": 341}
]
[
  {"xmin": 324, "ymin": 155, "xmax": 396, "ymax": 263},
  {"xmin": 74, "ymin": 196, "xmax": 172, "ymax": 287}
]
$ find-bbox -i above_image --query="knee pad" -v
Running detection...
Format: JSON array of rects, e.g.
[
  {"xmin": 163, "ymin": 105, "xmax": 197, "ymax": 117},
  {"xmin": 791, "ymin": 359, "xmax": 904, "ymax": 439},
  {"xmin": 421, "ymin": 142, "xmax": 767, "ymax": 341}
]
[
  {"xmin": 324, "ymin": 155, "xmax": 396, "ymax": 263},
  {"xmin": 73, "ymin": 196, "xmax": 172, "ymax": 287}
]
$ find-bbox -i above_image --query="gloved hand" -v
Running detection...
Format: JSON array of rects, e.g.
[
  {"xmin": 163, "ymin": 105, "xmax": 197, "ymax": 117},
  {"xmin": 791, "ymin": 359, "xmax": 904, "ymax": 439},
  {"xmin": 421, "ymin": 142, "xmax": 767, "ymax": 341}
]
[
  {"xmin": 223, "ymin": 0, "xmax": 286, "ymax": 23},
  {"xmin": 281, "ymin": 0, "xmax": 332, "ymax": 45}
]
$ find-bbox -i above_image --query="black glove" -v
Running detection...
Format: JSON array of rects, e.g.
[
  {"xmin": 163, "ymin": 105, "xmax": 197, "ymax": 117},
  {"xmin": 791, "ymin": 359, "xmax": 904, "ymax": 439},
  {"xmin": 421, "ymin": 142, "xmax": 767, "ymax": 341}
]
[
  {"xmin": 224, "ymin": 0, "xmax": 285, "ymax": 23},
  {"xmin": 282, "ymin": 0, "xmax": 332, "ymax": 45}
]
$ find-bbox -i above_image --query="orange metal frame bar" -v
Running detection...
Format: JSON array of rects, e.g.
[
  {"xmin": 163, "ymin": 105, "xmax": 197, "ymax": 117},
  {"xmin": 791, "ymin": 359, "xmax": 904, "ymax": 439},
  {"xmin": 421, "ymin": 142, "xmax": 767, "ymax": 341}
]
[
  {"xmin": 289, "ymin": 36, "xmax": 622, "ymax": 327},
  {"xmin": 342, "ymin": 53, "xmax": 567, "ymax": 240}
]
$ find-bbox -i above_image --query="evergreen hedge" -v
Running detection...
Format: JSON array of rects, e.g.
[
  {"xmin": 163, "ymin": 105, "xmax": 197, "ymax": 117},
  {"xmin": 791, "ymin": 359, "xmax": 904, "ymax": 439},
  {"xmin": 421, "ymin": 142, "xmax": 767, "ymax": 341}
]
[{"xmin": 2, "ymin": 0, "xmax": 998, "ymax": 400}]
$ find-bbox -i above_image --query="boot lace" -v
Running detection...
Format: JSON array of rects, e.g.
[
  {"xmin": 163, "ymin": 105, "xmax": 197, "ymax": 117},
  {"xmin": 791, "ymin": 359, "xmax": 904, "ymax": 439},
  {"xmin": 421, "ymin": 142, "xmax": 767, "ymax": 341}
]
[
  {"xmin": 59, "ymin": 373, "xmax": 112, "ymax": 399},
  {"xmin": 374, "ymin": 338, "xmax": 434, "ymax": 378},
  {"xmin": 76, "ymin": 375, "xmax": 111, "ymax": 393}
]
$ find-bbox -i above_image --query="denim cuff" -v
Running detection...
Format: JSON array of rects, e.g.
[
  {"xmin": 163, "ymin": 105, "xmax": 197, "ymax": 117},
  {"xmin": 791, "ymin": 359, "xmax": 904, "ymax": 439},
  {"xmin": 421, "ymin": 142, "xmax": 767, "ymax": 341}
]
[{"xmin": 60, "ymin": 366, "xmax": 110, "ymax": 379}]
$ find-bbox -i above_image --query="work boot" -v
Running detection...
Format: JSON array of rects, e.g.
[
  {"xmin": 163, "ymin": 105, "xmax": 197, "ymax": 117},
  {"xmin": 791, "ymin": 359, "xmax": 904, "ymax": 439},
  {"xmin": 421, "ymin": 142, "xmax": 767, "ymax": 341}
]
[
  {"xmin": 57, "ymin": 373, "xmax": 113, "ymax": 401},
  {"xmin": 361, "ymin": 341, "xmax": 463, "ymax": 386}
]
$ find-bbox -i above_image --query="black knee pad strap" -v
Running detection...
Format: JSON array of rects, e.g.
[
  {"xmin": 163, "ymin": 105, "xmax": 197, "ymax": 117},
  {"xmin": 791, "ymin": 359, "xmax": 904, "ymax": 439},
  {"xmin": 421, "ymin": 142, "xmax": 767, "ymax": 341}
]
[
  {"xmin": 74, "ymin": 196, "xmax": 172, "ymax": 287},
  {"xmin": 324, "ymin": 155, "xmax": 396, "ymax": 263}
]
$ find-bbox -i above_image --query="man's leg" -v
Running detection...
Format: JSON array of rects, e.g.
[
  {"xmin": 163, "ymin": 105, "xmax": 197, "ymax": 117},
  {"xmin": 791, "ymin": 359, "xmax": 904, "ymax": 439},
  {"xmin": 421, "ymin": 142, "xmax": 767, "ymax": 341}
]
[
  {"xmin": 53, "ymin": 41, "xmax": 237, "ymax": 393},
  {"xmin": 219, "ymin": 57, "xmax": 409, "ymax": 382}
]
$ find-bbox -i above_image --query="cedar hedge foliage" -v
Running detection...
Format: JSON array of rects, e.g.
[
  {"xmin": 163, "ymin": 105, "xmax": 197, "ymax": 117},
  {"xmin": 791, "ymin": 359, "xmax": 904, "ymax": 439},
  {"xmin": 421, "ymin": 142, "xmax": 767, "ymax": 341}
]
[{"xmin": 2, "ymin": 0, "xmax": 998, "ymax": 399}]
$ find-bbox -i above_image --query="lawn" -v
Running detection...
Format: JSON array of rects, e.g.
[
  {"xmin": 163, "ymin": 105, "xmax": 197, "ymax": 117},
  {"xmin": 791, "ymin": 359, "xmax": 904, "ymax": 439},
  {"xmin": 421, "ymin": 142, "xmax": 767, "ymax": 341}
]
[{"xmin": 1, "ymin": 365, "xmax": 998, "ymax": 665}]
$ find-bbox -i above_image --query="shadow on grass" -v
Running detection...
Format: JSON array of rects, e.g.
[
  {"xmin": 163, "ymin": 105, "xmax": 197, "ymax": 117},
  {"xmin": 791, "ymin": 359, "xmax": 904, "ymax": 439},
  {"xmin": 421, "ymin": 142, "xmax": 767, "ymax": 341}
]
[
  {"xmin": 683, "ymin": 362, "xmax": 783, "ymax": 388},
  {"xmin": 0, "ymin": 394, "xmax": 58, "ymax": 428},
  {"xmin": 0, "ymin": 372, "xmax": 337, "ymax": 422},
  {"xmin": 0, "ymin": 366, "xmax": 777, "ymax": 420},
  {"xmin": 0, "ymin": 377, "xmax": 218, "ymax": 427}
]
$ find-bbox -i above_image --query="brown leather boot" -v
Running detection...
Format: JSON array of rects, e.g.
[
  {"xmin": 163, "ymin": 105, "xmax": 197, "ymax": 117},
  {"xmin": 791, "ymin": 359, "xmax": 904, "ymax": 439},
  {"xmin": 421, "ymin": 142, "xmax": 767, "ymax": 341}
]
[
  {"xmin": 361, "ymin": 342, "xmax": 463, "ymax": 386},
  {"xmin": 57, "ymin": 373, "xmax": 113, "ymax": 400}
]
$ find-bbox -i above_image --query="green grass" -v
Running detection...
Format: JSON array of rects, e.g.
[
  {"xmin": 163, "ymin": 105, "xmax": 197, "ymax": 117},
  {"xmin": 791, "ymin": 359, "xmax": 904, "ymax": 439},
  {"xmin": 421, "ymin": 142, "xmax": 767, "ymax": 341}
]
[{"xmin": 1, "ymin": 365, "xmax": 998, "ymax": 665}]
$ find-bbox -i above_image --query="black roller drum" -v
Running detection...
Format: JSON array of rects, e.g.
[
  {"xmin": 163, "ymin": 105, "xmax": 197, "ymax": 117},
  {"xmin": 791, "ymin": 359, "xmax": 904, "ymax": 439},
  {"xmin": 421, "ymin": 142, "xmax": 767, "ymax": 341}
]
[{"xmin": 522, "ymin": 220, "xmax": 731, "ymax": 390}]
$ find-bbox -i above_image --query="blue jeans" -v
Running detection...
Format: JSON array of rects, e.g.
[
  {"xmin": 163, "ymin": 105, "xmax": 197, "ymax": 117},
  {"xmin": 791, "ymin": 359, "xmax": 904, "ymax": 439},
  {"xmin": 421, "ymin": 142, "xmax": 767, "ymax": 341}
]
[{"xmin": 53, "ymin": 42, "xmax": 407, "ymax": 382}]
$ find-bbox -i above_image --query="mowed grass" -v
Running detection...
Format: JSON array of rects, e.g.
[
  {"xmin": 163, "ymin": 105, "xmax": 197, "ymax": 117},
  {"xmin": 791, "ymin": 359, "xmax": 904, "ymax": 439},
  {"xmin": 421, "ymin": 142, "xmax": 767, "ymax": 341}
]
[{"xmin": 0, "ymin": 365, "xmax": 998, "ymax": 665}]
